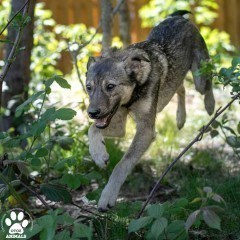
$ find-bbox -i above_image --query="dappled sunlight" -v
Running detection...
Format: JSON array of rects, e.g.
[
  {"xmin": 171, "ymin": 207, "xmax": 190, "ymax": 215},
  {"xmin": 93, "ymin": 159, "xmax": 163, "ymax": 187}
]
[{"xmin": 0, "ymin": 0, "xmax": 240, "ymax": 239}]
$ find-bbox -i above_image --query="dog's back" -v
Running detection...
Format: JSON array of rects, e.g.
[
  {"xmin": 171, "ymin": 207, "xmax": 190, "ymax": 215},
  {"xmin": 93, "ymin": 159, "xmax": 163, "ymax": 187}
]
[{"xmin": 147, "ymin": 11, "xmax": 215, "ymax": 116}]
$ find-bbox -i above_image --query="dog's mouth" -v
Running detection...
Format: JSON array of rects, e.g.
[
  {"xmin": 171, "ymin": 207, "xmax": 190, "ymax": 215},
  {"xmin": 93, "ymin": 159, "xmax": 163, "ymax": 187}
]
[{"xmin": 94, "ymin": 104, "xmax": 119, "ymax": 129}]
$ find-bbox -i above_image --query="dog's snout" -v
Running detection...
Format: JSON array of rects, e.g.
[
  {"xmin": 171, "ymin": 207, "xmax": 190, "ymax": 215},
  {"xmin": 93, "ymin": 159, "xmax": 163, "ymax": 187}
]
[{"xmin": 88, "ymin": 107, "xmax": 101, "ymax": 118}]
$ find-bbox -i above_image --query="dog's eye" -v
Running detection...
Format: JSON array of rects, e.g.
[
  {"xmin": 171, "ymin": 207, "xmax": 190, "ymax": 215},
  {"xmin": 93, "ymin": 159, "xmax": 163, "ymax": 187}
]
[
  {"xmin": 106, "ymin": 84, "xmax": 115, "ymax": 91},
  {"xmin": 86, "ymin": 85, "xmax": 92, "ymax": 91}
]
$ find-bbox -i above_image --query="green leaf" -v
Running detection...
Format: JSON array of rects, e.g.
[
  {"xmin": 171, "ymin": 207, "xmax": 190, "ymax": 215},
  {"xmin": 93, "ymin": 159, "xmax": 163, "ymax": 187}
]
[
  {"xmin": 128, "ymin": 216, "xmax": 153, "ymax": 233},
  {"xmin": 41, "ymin": 107, "xmax": 56, "ymax": 121},
  {"xmin": 35, "ymin": 147, "xmax": 48, "ymax": 157},
  {"xmin": 25, "ymin": 223, "xmax": 43, "ymax": 239},
  {"xmin": 29, "ymin": 120, "xmax": 47, "ymax": 136},
  {"xmin": 54, "ymin": 230, "xmax": 70, "ymax": 240},
  {"xmin": 115, "ymin": 201, "xmax": 142, "ymax": 218},
  {"xmin": 58, "ymin": 136, "xmax": 74, "ymax": 150},
  {"xmin": 85, "ymin": 171, "xmax": 102, "ymax": 181},
  {"xmin": 52, "ymin": 108, "xmax": 76, "ymax": 120},
  {"xmin": 72, "ymin": 223, "xmax": 92, "ymax": 239},
  {"xmin": 202, "ymin": 209, "xmax": 221, "ymax": 230},
  {"xmin": 211, "ymin": 120, "xmax": 220, "ymax": 129},
  {"xmin": 56, "ymin": 212, "xmax": 75, "ymax": 226},
  {"xmin": 173, "ymin": 198, "xmax": 188, "ymax": 208},
  {"xmin": 223, "ymin": 126, "xmax": 236, "ymax": 136},
  {"xmin": 40, "ymin": 183, "xmax": 72, "ymax": 203},
  {"xmin": 226, "ymin": 136, "xmax": 240, "ymax": 148},
  {"xmin": 232, "ymin": 57, "xmax": 240, "ymax": 67},
  {"xmin": 54, "ymin": 75, "xmax": 71, "ymax": 89},
  {"xmin": 3, "ymin": 138, "xmax": 20, "ymax": 148},
  {"xmin": 45, "ymin": 78, "xmax": 54, "ymax": 88},
  {"xmin": 147, "ymin": 204, "xmax": 164, "ymax": 219},
  {"xmin": 151, "ymin": 217, "xmax": 168, "ymax": 239},
  {"xmin": 190, "ymin": 197, "xmax": 202, "ymax": 204},
  {"xmin": 237, "ymin": 122, "xmax": 240, "ymax": 134},
  {"xmin": 15, "ymin": 91, "xmax": 45, "ymax": 117},
  {"xmin": 38, "ymin": 214, "xmax": 57, "ymax": 240},
  {"xmin": 219, "ymin": 67, "xmax": 232, "ymax": 78},
  {"xmin": 167, "ymin": 220, "xmax": 185, "ymax": 233},
  {"xmin": 54, "ymin": 157, "xmax": 76, "ymax": 170},
  {"xmin": 86, "ymin": 188, "xmax": 102, "ymax": 201},
  {"xmin": 15, "ymin": 161, "xmax": 29, "ymax": 177},
  {"xmin": 210, "ymin": 130, "xmax": 219, "ymax": 138},
  {"xmin": 185, "ymin": 210, "xmax": 201, "ymax": 231},
  {"xmin": 60, "ymin": 174, "xmax": 81, "ymax": 189},
  {"xmin": 31, "ymin": 157, "xmax": 41, "ymax": 167}
]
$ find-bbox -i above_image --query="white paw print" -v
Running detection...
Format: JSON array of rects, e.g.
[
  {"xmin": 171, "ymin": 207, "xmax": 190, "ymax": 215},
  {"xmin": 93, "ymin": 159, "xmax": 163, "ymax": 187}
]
[{"xmin": 5, "ymin": 211, "xmax": 29, "ymax": 234}]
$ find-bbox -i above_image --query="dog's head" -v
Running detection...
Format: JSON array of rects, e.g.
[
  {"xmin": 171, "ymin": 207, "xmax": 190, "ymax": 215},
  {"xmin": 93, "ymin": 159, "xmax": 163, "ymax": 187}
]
[{"xmin": 86, "ymin": 49, "xmax": 151, "ymax": 128}]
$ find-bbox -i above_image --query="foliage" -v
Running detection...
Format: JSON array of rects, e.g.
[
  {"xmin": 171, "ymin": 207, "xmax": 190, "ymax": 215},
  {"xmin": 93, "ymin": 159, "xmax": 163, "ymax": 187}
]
[
  {"xmin": 218, "ymin": 56, "xmax": 240, "ymax": 94},
  {"xmin": 128, "ymin": 187, "xmax": 225, "ymax": 239},
  {"xmin": 139, "ymin": 0, "xmax": 235, "ymax": 63},
  {"xmin": 31, "ymin": 3, "xmax": 63, "ymax": 82},
  {"xmin": 140, "ymin": 0, "xmax": 218, "ymax": 27},
  {"xmin": 1, "ymin": 1, "xmax": 240, "ymax": 239}
]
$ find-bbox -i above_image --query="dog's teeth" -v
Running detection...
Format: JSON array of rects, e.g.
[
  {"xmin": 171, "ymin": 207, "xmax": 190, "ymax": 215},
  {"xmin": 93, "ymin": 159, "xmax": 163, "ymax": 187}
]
[{"xmin": 95, "ymin": 117, "xmax": 108, "ymax": 127}]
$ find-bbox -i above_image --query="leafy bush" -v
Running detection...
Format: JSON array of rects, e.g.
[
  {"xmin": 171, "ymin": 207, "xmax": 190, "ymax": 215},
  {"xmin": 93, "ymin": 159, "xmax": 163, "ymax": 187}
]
[{"xmin": 128, "ymin": 187, "xmax": 225, "ymax": 239}]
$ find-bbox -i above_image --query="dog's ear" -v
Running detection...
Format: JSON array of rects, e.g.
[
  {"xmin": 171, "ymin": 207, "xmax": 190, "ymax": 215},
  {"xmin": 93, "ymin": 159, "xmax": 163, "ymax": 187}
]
[
  {"xmin": 87, "ymin": 56, "xmax": 96, "ymax": 70},
  {"xmin": 123, "ymin": 54, "xmax": 151, "ymax": 85}
]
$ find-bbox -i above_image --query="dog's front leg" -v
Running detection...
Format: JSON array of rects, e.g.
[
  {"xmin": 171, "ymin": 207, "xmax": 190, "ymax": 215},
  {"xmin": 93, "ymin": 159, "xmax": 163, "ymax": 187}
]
[
  {"xmin": 88, "ymin": 124, "xmax": 109, "ymax": 168},
  {"xmin": 88, "ymin": 108, "xmax": 128, "ymax": 168},
  {"xmin": 98, "ymin": 117, "xmax": 155, "ymax": 211}
]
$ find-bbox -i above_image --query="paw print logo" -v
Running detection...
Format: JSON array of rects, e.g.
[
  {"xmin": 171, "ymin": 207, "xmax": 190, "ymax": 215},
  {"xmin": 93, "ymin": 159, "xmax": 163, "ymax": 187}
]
[{"xmin": 5, "ymin": 211, "xmax": 29, "ymax": 234}]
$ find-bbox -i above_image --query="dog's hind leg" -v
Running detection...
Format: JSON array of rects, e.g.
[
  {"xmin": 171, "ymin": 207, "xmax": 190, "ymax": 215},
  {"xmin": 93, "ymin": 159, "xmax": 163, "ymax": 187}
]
[
  {"xmin": 191, "ymin": 38, "xmax": 215, "ymax": 115},
  {"xmin": 176, "ymin": 84, "xmax": 186, "ymax": 129}
]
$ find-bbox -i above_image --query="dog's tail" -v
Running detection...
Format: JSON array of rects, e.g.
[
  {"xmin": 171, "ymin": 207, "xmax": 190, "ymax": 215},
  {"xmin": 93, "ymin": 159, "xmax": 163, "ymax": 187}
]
[{"xmin": 169, "ymin": 10, "xmax": 192, "ymax": 18}]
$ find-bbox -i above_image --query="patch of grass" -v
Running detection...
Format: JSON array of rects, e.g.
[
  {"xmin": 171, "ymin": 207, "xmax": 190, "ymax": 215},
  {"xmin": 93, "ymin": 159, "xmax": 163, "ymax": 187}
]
[{"xmin": 163, "ymin": 147, "xmax": 240, "ymax": 239}]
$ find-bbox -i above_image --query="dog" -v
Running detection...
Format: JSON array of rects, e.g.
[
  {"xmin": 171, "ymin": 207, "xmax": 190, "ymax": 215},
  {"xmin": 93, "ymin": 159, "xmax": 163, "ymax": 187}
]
[{"xmin": 85, "ymin": 11, "xmax": 215, "ymax": 212}]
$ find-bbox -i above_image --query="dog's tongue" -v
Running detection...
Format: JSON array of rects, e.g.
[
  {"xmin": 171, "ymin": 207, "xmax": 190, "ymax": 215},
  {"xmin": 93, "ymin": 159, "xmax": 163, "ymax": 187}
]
[{"xmin": 95, "ymin": 117, "xmax": 108, "ymax": 128}]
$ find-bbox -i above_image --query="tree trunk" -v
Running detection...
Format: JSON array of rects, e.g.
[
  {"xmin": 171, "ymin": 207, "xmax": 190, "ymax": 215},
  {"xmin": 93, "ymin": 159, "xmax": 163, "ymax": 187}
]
[
  {"xmin": 0, "ymin": 0, "xmax": 35, "ymax": 131},
  {"xmin": 2, "ymin": 0, "xmax": 35, "ymax": 109},
  {"xmin": 101, "ymin": 0, "xmax": 113, "ymax": 52},
  {"xmin": 118, "ymin": 0, "xmax": 131, "ymax": 48}
]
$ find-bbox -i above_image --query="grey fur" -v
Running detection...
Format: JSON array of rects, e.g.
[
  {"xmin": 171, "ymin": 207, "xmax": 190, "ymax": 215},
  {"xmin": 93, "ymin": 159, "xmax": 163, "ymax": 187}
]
[{"xmin": 86, "ymin": 14, "xmax": 215, "ymax": 211}]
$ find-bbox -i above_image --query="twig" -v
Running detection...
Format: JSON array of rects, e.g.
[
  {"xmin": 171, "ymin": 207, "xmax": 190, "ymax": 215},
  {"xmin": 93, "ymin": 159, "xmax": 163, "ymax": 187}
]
[
  {"xmin": 72, "ymin": 202, "xmax": 119, "ymax": 224},
  {"xmin": 20, "ymin": 181, "xmax": 52, "ymax": 210},
  {"xmin": 0, "ymin": 0, "xmax": 31, "ymax": 36},
  {"xmin": 0, "ymin": 0, "xmax": 30, "ymax": 109},
  {"xmin": 136, "ymin": 92, "xmax": 240, "ymax": 218},
  {"xmin": 113, "ymin": 0, "xmax": 126, "ymax": 16},
  {"xmin": 72, "ymin": 202, "xmax": 103, "ymax": 217}
]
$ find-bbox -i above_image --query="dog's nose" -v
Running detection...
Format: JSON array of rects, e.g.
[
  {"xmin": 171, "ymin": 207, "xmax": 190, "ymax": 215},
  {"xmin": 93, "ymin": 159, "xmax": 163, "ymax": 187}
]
[{"xmin": 88, "ymin": 108, "xmax": 101, "ymax": 118}]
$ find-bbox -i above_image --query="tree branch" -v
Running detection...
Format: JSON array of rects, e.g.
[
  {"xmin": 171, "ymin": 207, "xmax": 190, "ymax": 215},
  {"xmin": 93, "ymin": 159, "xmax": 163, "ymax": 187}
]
[
  {"xmin": 20, "ymin": 181, "xmax": 52, "ymax": 210},
  {"xmin": 136, "ymin": 92, "xmax": 240, "ymax": 218},
  {"xmin": 0, "ymin": 0, "xmax": 31, "ymax": 36},
  {"xmin": 113, "ymin": 0, "xmax": 126, "ymax": 16},
  {"xmin": 0, "ymin": 0, "xmax": 30, "ymax": 109}
]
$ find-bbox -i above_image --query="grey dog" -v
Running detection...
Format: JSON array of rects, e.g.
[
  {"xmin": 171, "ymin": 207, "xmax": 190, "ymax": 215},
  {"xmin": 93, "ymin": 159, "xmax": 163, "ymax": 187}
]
[{"xmin": 85, "ymin": 11, "xmax": 215, "ymax": 211}]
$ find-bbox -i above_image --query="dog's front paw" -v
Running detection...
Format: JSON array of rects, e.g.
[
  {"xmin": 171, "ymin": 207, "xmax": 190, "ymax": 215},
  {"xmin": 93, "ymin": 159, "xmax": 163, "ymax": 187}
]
[
  {"xmin": 89, "ymin": 142, "xmax": 109, "ymax": 168},
  {"xmin": 98, "ymin": 185, "xmax": 118, "ymax": 212}
]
